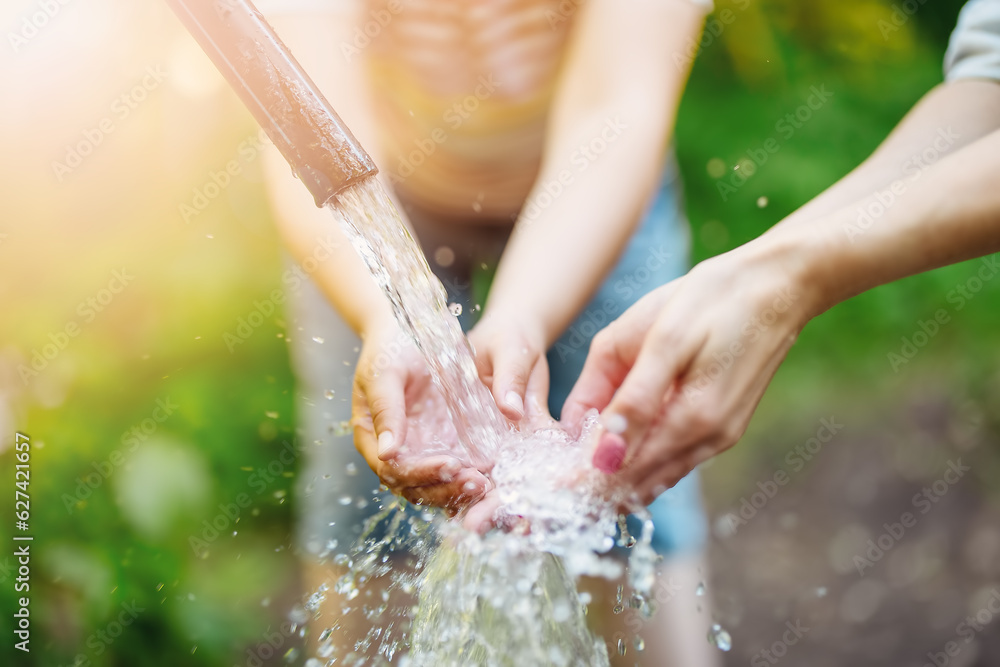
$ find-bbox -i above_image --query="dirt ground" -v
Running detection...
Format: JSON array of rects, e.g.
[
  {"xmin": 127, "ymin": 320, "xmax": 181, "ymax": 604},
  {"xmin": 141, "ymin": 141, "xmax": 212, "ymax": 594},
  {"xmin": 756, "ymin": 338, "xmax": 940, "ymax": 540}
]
[{"xmin": 704, "ymin": 389, "xmax": 1000, "ymax": 667}]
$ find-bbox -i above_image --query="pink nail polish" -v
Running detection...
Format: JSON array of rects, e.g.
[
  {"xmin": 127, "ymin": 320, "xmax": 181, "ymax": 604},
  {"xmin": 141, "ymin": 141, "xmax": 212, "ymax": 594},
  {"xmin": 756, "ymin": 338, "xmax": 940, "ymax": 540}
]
[{"xmin": 592, "ymin": 433, "xmax": 627, "ymax": 474}]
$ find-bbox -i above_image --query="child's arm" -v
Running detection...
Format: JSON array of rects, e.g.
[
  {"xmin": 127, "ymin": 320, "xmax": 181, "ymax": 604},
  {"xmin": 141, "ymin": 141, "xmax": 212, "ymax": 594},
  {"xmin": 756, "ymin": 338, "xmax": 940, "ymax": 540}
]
[
  {"xmin": 563, "ymin": 78, "xmax": 1000, "ymax": 501},
  {"xmin": 262, "ymin": 12, "xmax": 482, "ymax": 506},
  {"xmin": 469, "ymin": 0, "xmax": 709, "ymax": 420}
]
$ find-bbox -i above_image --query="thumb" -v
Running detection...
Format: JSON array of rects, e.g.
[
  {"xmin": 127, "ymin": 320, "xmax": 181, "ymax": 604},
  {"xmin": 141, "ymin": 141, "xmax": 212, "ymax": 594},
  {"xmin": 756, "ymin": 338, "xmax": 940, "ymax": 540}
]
[
  {"xmin": 595, "ymin": 324, "xmax": 697, "ymax": 472},
  {"xmin": 491, "ymin": 345, "xmax": 538, "ymax": 421},
  {"xmin": 362, "ymin": 371, "xmax": 408, "ymax": 461}
]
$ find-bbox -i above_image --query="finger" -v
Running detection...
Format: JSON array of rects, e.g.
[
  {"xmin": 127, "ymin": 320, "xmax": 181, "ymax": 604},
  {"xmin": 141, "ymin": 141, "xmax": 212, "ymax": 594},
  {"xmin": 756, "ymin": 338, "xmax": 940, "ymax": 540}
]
[
  {"xmin": 401, "ymin": 469, "xmax": 490, "ymax": 509},
  {"xmin": 592, "ymin": 432, "xmax": 628, "ymax": 474},
  {"xmin": 562, "ymin": 286, "xmax": 678, "ymax": 425},
  {"xmin": 383, "ymin": 454, "xmax": 463, "ymax": 489},
  {"xmin": 462, "ymin": 492, "xmax": 503, "ymax": 534},
  {"xmin": 523, "ymin": 357, "xmax": 552, "ymax": 424},
  {"xmin": 359, "ymin": 370, "xmax": 408, "ymax": 461},
  {"xmin": 601, "ymin": 318, "xmax": 704, "ymax": 461},
  {"xmin": 491, "ymin": 345, "xmax": 539, "ymax": 421}
]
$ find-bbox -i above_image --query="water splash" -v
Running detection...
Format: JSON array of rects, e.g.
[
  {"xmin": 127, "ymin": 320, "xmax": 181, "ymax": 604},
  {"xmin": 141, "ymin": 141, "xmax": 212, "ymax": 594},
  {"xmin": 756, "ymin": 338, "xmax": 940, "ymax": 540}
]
[{"xmin": 309, "ymin": 176, "xmax": 660, "ymax": 665}]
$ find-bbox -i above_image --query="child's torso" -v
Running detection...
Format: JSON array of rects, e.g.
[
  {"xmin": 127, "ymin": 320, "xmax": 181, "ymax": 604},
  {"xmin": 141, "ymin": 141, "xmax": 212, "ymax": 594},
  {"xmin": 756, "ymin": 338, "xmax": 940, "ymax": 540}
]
[{"xmin": 363, "ymin": 0, "xmax": 578, "ymax": 220}]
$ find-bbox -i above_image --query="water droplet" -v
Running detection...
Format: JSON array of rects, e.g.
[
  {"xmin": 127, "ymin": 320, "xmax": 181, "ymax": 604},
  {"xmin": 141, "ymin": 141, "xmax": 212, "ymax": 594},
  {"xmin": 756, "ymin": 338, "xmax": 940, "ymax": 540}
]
[
  {"xmin": 616, "ymin": 584, "xmax": 624, "ymax": 603},
  {"xmin": 324, "ymin": 389, "xmax": 335, "ymax": 400},
  {"xmin": 345, "ymin": 462, "xmax": 358, "ymax": 476},
  {"xmin": 283, "ymin": 647, "xmax": 299, "ymax": 662},
  {"xmin": 696, "ymin": 582, "xmax": 706, "ymax": 596},
  {"xmin": 312, "ymin": 336, "xmax": 325, "ymax": 344},
  {"xmin": 757, "ymin": 196, "xmax": 769, "ymax": 208},
  {"xmin": 634, "ymin": 636, "xmax": 645, "ymax": 652},
  {"xmin": 265, "ymin": 410, "xmax": 279, "ymax": 419},
  {"xmin": 708, "ymin": 624, "xmax": 732, "ymax": 651},
  {"xmin": 338, "ymin": 496, "xmax": 352, "ymax": 506},
  {"xmin": 433, "ymin": 246, "xmax": 455, "ymax": 268},
  {"xmin": 332, "ymin": 420, "xmax": 352, "ymax": 436},
  {"xmin": 155, "ymin": 582, "xmax": 164, "ymax": 591},
  {"xmin": 816, "ymin": 586, "xmax": 828, "ymax": 598},
  {"xmin": 612, "ymin": 604, "xmax": 624, "ymax": 614},
  {"xmin": 448, "ymin": 302, "xmax": 463, "ymax": 316},
  {"xmin": 472, "ymin": 201, "xmax": 483, "ymax": 213},
  {"xmin": 617, "ymin": 637, "xmax": 626, "ymax": 656}
]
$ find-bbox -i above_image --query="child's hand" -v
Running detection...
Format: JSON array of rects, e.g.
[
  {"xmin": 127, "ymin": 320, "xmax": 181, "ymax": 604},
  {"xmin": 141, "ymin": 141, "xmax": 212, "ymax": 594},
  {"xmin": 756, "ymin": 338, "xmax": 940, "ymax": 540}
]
[
  {"xmin": 467, "ymin": 311, "xmax": 550, "ymax": 422},
  {"xmin": 352, "ymin": 321, "xmax": 491, "ymax": 510}
]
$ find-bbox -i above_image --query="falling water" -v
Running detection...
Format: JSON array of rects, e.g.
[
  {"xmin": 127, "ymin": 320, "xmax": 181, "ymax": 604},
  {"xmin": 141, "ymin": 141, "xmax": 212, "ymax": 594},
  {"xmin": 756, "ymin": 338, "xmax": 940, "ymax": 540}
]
[
  {"xmin": 308, "ymin": 175, "xmax": 662, "ymax": 665},
  {"xmin": 326, "ymin": 177, "xmax": 505, "ymax": 469}
]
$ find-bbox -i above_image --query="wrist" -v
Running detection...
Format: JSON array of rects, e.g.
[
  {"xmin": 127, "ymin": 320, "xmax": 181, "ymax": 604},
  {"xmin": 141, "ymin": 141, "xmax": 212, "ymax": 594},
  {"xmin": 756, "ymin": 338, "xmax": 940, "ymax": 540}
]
[
  {"xmin": 476, "ymin": 303, "xmax": 549, "ymax": 350},
  {"xmin": 729, "ymin": 227, "xmax": 827, "ymax": 330}
]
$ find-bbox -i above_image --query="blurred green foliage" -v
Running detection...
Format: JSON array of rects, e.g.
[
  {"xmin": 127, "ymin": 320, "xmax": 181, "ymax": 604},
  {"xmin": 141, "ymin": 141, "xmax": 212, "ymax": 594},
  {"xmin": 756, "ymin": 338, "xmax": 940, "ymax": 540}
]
[{"xmin": 3, "ymin": 0, "xmax": 998, "ymax": 665}]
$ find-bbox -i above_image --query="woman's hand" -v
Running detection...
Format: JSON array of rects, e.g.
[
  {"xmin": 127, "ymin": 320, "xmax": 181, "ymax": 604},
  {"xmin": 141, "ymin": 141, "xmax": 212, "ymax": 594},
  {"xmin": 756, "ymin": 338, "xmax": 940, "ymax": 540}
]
[
  {"xmin": 352, "ymin": 319, "xmax": 492, "ymax": 510},
  {"xmin": 467, "ymin": 311, "xmax": 550, "ymax": 422},
  {"xmin": 562, "ymin": 238, "xmax": 818, "ymax": 504}
]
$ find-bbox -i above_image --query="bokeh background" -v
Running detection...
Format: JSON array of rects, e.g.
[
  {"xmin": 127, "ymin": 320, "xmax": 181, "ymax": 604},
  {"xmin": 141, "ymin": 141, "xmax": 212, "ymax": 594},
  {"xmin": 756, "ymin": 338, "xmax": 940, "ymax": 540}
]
[{"xmin": 2, "ymin": 0, "xmax": 999, "ymax": 665}]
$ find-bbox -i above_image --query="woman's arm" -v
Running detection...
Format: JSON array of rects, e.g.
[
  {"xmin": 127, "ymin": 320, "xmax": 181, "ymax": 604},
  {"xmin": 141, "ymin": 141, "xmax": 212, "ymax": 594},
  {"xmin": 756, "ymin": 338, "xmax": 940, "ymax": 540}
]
[
  {"xmin": 563, "ymin": 77, "xmax": 1000, "ymax": 500},
  {"xmin": 262, "ymin": 11, "xmax": 483, "ymax": 505},
  {"xmin": 470, "ymin": 0, "xmax": 708, "ymax": 419}
]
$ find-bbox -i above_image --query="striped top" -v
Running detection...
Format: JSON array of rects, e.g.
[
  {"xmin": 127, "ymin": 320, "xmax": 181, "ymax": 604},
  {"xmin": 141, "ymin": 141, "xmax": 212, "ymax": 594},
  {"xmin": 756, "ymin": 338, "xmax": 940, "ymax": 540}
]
[{"xmin": 259, "ymin": 0, "xmax": 710, "ymax": 219}]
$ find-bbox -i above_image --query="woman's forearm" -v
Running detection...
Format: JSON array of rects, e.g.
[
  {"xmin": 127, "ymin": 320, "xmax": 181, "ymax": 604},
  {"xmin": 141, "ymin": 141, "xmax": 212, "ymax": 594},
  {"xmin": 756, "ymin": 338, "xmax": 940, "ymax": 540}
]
[
  {"xmin": 484, "ymin": 0, "xmax": 707, "ymax": 345},
  {"xmin": 780, "ymin": 79, "xmax": 1000, "ymax": 228},
  {"xmin": 764, "ymin": 126, "xmax": 1000, "ymax": 322}
]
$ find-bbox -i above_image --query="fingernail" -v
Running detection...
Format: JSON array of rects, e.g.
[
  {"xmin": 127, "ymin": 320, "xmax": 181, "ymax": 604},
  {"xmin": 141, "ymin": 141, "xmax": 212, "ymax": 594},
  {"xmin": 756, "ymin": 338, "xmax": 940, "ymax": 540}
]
[
  {"xmin": 593, "ymin": 433, "xmax": 627, "ymax": 474},
  {"xmin": 377, "ymin": 431, "xmax": 395, "ymax": 458},
  {"xmin": 604, "ymin": 414, "xmax": 628, "ymax": 435},
  {"xmin": 442, "ymin": 460, "xmax": 462, "ymax": 476},
  {"xmin": 503, "ymin": 391, "xmax": 524, "ymax": 417}
]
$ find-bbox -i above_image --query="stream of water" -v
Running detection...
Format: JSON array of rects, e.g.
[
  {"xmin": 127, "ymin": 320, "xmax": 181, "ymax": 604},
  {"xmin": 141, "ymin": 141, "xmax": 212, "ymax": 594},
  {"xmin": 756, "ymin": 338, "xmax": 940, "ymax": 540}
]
[{"xmin": 301, "ymin": 176, "xmax": 661, "ymax": 666}]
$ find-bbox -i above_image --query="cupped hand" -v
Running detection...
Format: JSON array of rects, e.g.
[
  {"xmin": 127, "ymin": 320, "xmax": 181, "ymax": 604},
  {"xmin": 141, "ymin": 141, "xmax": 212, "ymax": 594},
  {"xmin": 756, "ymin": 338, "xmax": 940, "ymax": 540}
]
[
  {"xmin": 352, "ymin": 321, "xmax": 492, "ymax": 510},
  {"xmin": 467, "ymin": 310, "xmax": 549, "ymax": 422},
  {"xmin": 562, "ymin": 240, "xmax": 817, "ymax": 504}
]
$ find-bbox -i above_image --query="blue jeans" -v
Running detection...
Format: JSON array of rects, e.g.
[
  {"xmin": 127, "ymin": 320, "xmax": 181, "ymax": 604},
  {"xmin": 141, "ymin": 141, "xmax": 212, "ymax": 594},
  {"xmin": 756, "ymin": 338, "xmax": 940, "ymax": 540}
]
[{"xmin": 288, "ymin": 160, "xmax": 706, "ymax": 556}]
